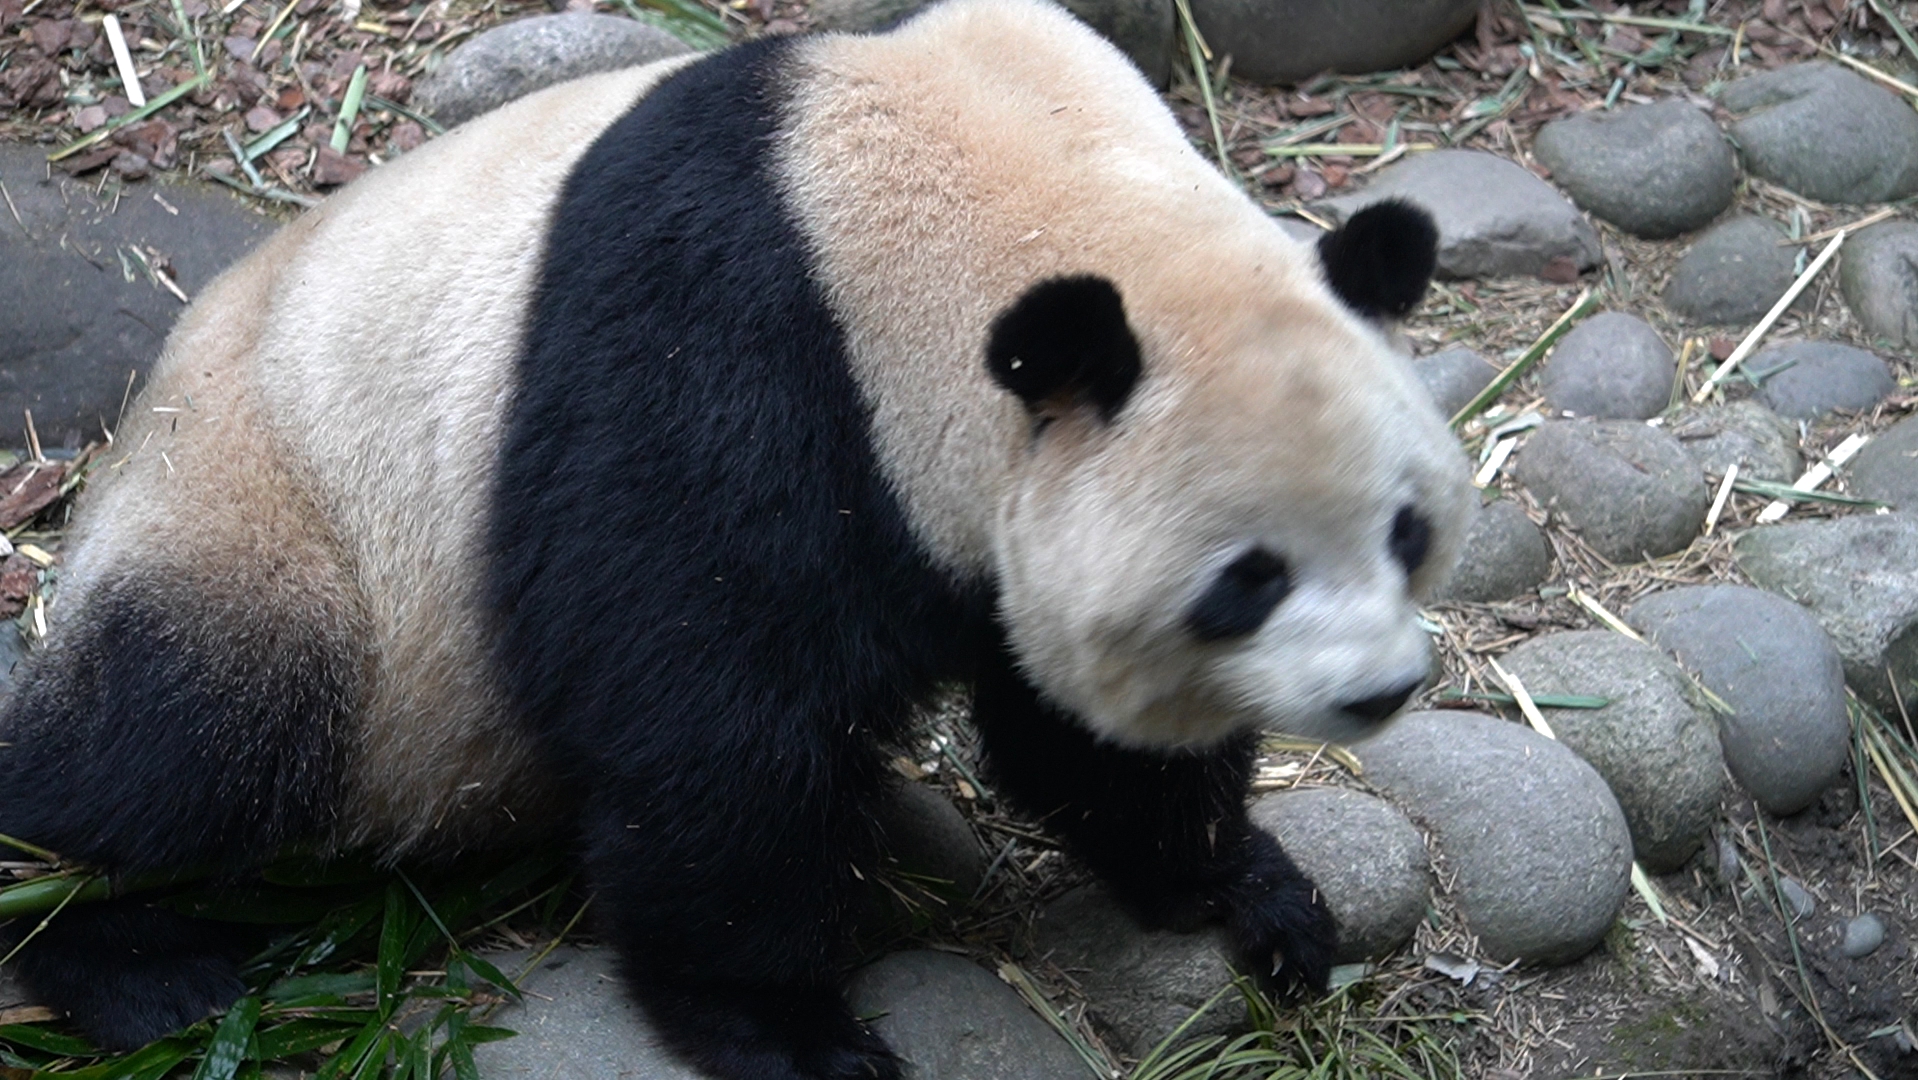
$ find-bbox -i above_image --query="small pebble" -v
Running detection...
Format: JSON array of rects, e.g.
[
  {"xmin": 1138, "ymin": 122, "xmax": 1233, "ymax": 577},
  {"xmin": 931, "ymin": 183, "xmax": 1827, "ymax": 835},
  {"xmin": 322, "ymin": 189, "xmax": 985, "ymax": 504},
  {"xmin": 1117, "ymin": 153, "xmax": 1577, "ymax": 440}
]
[
  {"xmin": 1841, "ymin": 913, "xmax": 1886, "ymax": 959},
  {"xmin": 1777, "ymin": 876, "xmax": 1816, "ymax": 921},
  {"xmin": 1715, "ymin": 833, "xmax": 1741, "ymax": 886}
]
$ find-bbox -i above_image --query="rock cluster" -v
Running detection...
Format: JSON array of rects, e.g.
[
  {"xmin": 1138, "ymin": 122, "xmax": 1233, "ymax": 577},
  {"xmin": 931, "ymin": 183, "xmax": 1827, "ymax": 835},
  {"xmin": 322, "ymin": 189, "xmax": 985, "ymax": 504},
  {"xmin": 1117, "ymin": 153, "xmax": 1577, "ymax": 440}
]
[
  {"xmin": 413, "ymin": 15, "xmax": 694, "ymax": 128},
  {"xmin": 1532, "ymin": 100, "xmax": 1736, "ymax": 238},
  {"xmin": 1316, "ymin": 150, "xmax": 1601, "ymax": 280}
]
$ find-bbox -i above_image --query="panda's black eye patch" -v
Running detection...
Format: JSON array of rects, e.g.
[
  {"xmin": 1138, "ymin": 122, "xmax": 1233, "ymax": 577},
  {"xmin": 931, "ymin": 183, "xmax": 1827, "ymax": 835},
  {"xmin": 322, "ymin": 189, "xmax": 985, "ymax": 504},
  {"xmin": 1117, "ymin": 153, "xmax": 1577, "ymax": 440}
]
[
  {"xmin": 1389, "ymin": 506, "xmax": 1431, "ymax": 574},
  {"xmin": 1187, "ymin": 548, "xmax": 1292, "ymax": 642}
]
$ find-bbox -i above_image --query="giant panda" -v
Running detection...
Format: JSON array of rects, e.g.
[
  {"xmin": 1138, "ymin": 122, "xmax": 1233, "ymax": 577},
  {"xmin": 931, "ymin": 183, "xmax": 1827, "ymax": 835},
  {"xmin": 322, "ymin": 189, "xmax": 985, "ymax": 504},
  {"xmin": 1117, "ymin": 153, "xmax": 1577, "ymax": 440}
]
[{"xmin": 0, "ymin": 0, "xmax": 1466, "ymax": 1076}]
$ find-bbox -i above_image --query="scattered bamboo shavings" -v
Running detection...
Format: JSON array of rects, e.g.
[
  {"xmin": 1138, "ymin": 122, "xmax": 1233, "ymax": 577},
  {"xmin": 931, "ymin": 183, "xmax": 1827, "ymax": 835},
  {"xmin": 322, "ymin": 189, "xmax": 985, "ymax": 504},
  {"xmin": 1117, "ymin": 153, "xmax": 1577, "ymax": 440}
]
[
  {"xmin": 0, "ymin": 1006, "xmax": 59, "ymax": 1026},
  {"xmin": 1567, "ymin": 585, "xmax": 1643, "ymax": 643},
  {"xmin": 1266, "ymin": 736, "xmax": 1363, "ymax": 776},
  {"xmin": 1705, "ymin": 463, "xmax": 1738, "ymax": 536},
  {"xmin": 103, "ymin": 15, "xmax": 146, "ymax": 108},
  {"xmin": 1777, "ymin": 21, "xmax": 1918, "ymax": 103},
  {"xmin": 332, "ymin": 65, "xmax": 370, "ymax": 153},
  {"xmin": 16, "ymin": 544, "xmax": 53, "ymax": 568},
  {"xmin": 1264, "ymin": 142, "xmax": 1429, "ymax": 158},
  {"xmin": 1450, "ymin": 289, "xmax": 1597, "ymax": 431},
  {"xmin": 997, "ymin": 961, "xmax": 1119, "ymax": 1080},
  {"xmin": 0, "ymin": 181, "xmax": 25, "ymax": 238},
  {"xmin": 1486, "ymin": 657, "xmax": 1553, "ymax": 740},
  {"xmin": 1693, "ymin": 230, "xmax": 1847, "ymax": 402},
  {"xmin": 252, "ymin": 0, "xmax": 302, "ymax": 63},
  {"xmin": 1517, "ymin": 4, "xmax": 1734, "ymax": 36},
  {"xmin": 1631, "ymin": 863, "xmax": 1670, "ymax": 925},
  {"xmin": 1866, "ymin": 0, "xmax": 1918, "ymax": 67},
  {"xmin": 1864, "ymin": 720, "xmax": 1918, "ymax": 839},
  {"xmin": 1473, "ymin": 436, "xmax": 1516, "ymax": 488},
  {"xmin": 1756, "ymin": 432, "xmax": 1869, "ymax": 524},
  {"xmin": 23, "ymin": 410, "xmax": 41, "ymax": 464},
  {"xmin": 1172, "ymin": 0, "xmax": 1227, "ymax": 173},
  {"xmin": 47, "ymin": 73, "xmax": 212, "ymax": 163},
  {"xmin": 1789, "ymin": 206, "xmax": 1901, "ymax": 247}
]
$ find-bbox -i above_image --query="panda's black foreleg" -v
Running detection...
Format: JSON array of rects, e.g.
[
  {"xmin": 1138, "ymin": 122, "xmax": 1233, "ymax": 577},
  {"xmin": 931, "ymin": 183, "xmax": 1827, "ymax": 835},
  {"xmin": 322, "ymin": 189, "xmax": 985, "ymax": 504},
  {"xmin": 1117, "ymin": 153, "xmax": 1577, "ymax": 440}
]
[
  {"xmin": 578, "ymin": 766, "xmax": 901, "ymax": 1080},
  {"xmin": 971, "ymin": 651, "xmax": 1335, "ymax": 997}
]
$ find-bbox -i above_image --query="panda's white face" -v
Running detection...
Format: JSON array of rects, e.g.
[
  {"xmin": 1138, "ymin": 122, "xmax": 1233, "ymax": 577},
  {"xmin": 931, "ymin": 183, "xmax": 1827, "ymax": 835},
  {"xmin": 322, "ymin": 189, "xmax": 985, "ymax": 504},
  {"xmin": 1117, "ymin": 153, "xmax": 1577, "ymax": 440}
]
[{"xmin": 991, "ymin": 301, "xmax": 1470, "ymax": 750}]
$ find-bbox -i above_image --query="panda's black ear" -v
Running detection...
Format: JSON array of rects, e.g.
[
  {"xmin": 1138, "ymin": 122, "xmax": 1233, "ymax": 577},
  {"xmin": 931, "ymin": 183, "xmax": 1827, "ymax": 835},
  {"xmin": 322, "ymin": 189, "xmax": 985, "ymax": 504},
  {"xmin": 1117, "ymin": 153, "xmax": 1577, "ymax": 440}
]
[
  {"xmin": 1316, "ymin": 199, "xmax": 1439, "ymax": 321},
  {"xmin": 985, "ymin": 275, "xmax": 1141, "ymax": 422}
]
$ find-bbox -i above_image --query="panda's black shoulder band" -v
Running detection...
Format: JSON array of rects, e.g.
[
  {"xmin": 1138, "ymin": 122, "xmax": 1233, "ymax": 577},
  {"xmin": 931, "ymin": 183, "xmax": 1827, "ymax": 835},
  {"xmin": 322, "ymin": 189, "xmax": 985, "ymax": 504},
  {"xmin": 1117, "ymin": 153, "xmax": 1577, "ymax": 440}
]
[
  {"xmin": 985, "ymin": 275, "xmax": 1141, "ymax": 422},
  {"xmin": 1316, "ymin": 199, "xmax": 1439, "ymax": 321}
]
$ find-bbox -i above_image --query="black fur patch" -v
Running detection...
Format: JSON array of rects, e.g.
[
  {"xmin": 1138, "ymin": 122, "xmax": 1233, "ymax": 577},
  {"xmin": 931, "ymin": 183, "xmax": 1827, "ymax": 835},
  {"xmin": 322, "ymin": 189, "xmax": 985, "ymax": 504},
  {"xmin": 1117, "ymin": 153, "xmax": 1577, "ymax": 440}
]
[
  {"xmin": 2, "ymin": 900, "xmax": 255, "ymax": 1052},
  {"xmin": 985, "ymin": 275, "xmax": 1141, "ymax": 421},
  {"xmin": 0, "ymin": 576, "xmax": 356, "ymax": 875},
  {"xmin": 1316, "ymin": 199, "xmax": 1439, "ymax": 320},
  {"xmin": 1389, "ymin": 505, "xmax": 1432, "ymax": 574},
  {"xmin": 1186, "ymin": 547, "xmax": 1292, "ymax": 642},
  {"xmin": 972, "ymin": 642, "xmax": 1334, "ymax": 996},
  {"xmin": 490, "ymin": 38, "xmax": 983, "ymax": 1077}
]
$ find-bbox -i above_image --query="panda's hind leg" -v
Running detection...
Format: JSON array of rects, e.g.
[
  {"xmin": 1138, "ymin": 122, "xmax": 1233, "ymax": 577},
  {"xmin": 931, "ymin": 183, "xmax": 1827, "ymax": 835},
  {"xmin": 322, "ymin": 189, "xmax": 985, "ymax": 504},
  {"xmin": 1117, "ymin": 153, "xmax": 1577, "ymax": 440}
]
[
  {"xmin": 0, "ymin": 379, "xmax": 368, "ymax": 1048},
  {"xmin": 0, "ymin": 525, "xmax": 367, "ymax": 1048}
]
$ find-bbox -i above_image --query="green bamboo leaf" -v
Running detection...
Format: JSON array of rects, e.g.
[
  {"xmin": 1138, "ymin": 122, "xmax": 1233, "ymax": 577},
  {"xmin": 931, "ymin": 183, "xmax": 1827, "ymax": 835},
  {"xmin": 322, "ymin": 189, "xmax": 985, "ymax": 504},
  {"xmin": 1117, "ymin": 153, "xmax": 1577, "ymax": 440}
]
[
  {"xmin": 265, "ymin": 970, "xmax": 377, "ymax": 1005},
  {"xmin": 251, "ymin": 1018, "xmax": 365, "ymax": 1060},
  {"xmin": 311, "ymin": 1015, "xmax": 386, "ymax": 1080},
  {"xmin": 0, "ymin": 1023, "xmax": 99, "ymax": 1056},
  {"xmin": 376, "ymin": 883, "xmax": 411, "ymax": 1016},
  {"xmin": 190, "ymin": 996, "xmax": 261, "ymax": 1080}
]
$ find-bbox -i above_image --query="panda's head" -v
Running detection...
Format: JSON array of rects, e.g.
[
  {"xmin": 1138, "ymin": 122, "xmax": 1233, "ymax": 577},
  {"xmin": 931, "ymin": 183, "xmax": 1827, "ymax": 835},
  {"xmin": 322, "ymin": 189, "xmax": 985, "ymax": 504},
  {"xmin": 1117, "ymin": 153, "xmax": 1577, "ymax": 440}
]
[{"xmin": 985, "ymin": 201, "xmax": 1469, "ymax": 749}]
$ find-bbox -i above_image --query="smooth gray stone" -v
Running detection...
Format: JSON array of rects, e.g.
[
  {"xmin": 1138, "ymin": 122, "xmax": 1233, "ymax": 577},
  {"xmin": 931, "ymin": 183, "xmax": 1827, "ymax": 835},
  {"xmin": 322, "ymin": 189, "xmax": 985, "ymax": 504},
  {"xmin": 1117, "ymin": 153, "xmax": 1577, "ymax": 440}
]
[
  {"xmin": 1842, "ymin": 913, "xmax": 1886, "ymax": 958},
  {"xmin": 856, "ymin": 781, "xmax": 988, "ymax": 947},
  {"xmin": 847, "ymin": 952, "xmax": 1089, "ymax": 1080},
  {"xmin": 1668, "ymin": 400, "xmax": 1802, "ymax": 484},
  {"xmin": 810, "ymin": 0, "xmax": 1174, "ymax": 86},
  {"xmin": 1438, "ymin": 497, "xmax": 1553, "ymax": 603},
  {"xmin": 1315, "ymin": 150, "xmax": 1602, "ymax": 280},
  {"xmin": 413, "ymin": 14, "xmax": 695, "ymax": 128},
  {"xmin": 1031, "ymin": 886, "xmax": 1241, "ymax": 1055},
  {"xmin": 1628, "ymin": 585, "xmax": 1850, "ymax": 816},
  {"xmin": 1839, "ymin": 222, "xmax": 1918, "ymax": 349},
  {"xmin": 471, "ymin": 947, "xmax": 705, "ymax": 1079},
  {"xmin": 1777, "ymin": 876, "xmax": 1816, "ymax": 920},
  {"xmin": 1721, "ymin": 62, "xmax": 1918, "ymax": 204},
  {"xmin": 1514, "ymin": 419, "xmax": 1708, "ymax": 563},
  {"xmin": 1352, "ymin": 711, "xmax": 1632, "ymax": 965},
  {"xmin": 1532, "ymin": 100, "xmax": 1738, "ymax": 238},
  {"xmin": 1186, "ymin": 0, "xmax": 1477, "ymax": 84},
  {"xmin": 1541, "ymin": 311, "xmax": 1675, "ymax": 420},
  {"xmin": 1850, "ymin": 413, "xmax": 1918, "ymax": 512},
  {"xmin": 1750, "ymin": 341, "xmax": 1895, "ymax": 420},
  {"xmin": 0, "ymin": 144, "xmax": 274, "ymax": 449},
  {"xmin": 1249, "ymin": 787, "xmax": 1431, "ymax": 962},
  {"xmin": 1500, "ymin": 631, "xmax": 1725, "ymax": 873},
  {"xmin": 876, "ymin": 780, "xmax": 986, "ymax": 900},
  {"xmin": 1662, "ymin": 215, "xmax": 1799, "ymax": 326},
  {"xmin": 1735, "ymin": 513, "xmax": 1918, "ymax": 718},
  {"xmin": 1409, "ymin": 346, "xmax": 1498, "ymax": 418}
]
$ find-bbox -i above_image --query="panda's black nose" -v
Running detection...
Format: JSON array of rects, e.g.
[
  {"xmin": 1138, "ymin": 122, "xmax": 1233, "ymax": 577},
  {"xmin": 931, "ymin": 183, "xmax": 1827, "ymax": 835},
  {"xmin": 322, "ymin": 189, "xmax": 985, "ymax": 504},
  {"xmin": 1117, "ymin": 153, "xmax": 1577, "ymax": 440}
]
[{"xmin": 1339, "ymin": 679, "xmax": 1422, "ymax": 724}]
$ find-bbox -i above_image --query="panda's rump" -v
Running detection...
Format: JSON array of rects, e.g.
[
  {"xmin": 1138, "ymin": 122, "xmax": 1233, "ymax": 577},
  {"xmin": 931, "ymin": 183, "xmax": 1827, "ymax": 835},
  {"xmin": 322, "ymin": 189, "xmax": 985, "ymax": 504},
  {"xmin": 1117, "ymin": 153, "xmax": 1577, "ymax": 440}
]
[{"xmin": 0, "ymin": 220, "xmax": 372, "ymax": 872}]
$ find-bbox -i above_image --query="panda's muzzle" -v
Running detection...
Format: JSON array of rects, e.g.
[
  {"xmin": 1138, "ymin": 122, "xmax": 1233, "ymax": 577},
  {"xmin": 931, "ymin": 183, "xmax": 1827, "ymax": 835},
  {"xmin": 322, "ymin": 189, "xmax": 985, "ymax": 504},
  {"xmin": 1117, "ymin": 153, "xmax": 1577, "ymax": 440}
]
[{"xmin": 1337, "ymin": 677, "xmax": 1422, "ymax": 725}]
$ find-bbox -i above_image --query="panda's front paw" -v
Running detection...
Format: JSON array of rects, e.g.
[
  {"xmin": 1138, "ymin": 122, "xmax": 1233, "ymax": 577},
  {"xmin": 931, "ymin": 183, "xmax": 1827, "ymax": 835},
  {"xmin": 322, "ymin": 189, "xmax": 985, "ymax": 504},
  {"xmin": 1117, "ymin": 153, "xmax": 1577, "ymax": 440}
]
[{"xmin": 1222, "ymin": 831, "xmax": 1336, "ymax": 998}]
